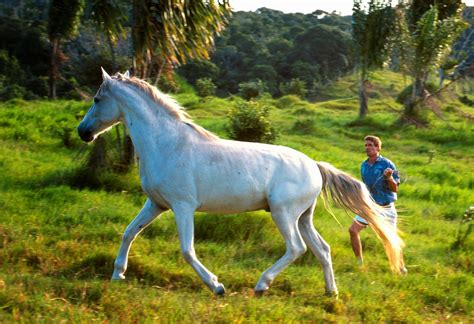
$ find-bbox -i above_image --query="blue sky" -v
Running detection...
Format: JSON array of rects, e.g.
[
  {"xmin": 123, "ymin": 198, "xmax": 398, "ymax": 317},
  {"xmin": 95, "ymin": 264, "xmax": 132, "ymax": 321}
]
[{"xmin": 230, "ymin": 0, "xmax": 474, "ymax": 16}]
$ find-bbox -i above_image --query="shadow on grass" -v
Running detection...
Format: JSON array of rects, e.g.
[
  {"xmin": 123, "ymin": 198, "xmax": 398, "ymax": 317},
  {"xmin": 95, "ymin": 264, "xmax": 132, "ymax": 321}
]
[{"xmin": 62, "ymin": 252, "xmax": 199, "ymax": 290}]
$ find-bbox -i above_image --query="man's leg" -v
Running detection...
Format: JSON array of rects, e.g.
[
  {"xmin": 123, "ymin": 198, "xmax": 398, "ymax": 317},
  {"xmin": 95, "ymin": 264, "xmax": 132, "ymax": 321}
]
[{"xmin": 349, "ymin": 219, "xmax": 367, "ymax": 265}]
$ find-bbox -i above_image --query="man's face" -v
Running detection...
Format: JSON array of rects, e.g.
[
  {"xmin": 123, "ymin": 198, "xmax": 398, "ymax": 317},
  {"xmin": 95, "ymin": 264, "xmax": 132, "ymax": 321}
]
[{"xmin": 365, "ymin": 140, "xmax": 380, "ymax": 157}]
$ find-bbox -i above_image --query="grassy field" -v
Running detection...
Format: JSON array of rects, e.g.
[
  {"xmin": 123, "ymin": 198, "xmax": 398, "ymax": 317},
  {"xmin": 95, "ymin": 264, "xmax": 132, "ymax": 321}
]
[{"xmin": 0, "ymin": 71, "xmax": 473, "ymax": 321}]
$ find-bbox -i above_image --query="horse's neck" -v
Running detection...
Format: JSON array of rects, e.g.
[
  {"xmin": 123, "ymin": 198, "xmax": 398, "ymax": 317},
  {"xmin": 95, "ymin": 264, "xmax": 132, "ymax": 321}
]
[{"xmin": 120, "ymin": 95, "xmax": 189, "ymax": 163}]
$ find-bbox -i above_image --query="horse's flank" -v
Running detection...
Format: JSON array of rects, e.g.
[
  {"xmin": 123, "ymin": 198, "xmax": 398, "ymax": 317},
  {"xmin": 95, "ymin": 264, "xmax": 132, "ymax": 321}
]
[{"xmin": 112, "ymin": 73, "xmax": 218, "ymax": 140}]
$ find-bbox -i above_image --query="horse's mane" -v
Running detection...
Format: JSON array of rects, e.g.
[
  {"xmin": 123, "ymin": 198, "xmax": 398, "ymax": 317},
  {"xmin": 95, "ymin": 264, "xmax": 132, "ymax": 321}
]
[{"xmin": 112, "ymin": 73, "xmax": 218, "ymax": 140}]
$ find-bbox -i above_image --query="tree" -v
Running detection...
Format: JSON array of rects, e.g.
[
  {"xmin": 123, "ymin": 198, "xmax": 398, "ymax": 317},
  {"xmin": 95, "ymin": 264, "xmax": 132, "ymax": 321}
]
[
  {"xmin": 130, "ymin": 0, "xmax": 231, "ymax": 81},
  {"xmin": 395, "ymin": 1, "xmax": 467, "ymax": 121},
  {"xmin": 279, "ymin": 78, "xmax": 307, "ymax": 98},
  {"xmin": 47, "ymin": 0, "xmax": 84, "ymax": 98},
  {"xmin": 87, "ymin": 0, "xmax": 128, "ymax": 71},
  {"xmin": 352, "ymin": 0, "xmax": 395, "ymax": 118},
  {"xmin": 178, "ymin": 59, "xmax": 220, "ymax": 85}
]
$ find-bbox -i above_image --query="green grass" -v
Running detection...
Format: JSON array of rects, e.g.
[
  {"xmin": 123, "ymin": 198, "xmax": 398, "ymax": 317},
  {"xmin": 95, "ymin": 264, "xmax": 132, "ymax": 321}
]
[{"xmin": 0, "ymin": 73, "xmax": 473, "ymax": 321}]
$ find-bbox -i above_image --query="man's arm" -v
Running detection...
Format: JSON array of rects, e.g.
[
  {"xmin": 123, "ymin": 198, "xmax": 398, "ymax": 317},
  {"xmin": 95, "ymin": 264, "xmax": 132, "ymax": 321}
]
[{"xmin": 384, "ymin": 168, "xmax": 398, "ymax": 193}]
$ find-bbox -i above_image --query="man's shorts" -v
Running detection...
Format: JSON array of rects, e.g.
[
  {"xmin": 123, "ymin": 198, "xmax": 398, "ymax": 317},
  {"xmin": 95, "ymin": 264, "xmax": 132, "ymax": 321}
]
[{"xmin": 354, "ymin": 203, "xmax": 397, "ymax": 228}]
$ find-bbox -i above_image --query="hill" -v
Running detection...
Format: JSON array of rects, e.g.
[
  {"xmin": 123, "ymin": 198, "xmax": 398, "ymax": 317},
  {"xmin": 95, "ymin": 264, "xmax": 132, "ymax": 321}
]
[{"xmin": 0, "ymin": 71, "xmax": 473, "ymax": 321}]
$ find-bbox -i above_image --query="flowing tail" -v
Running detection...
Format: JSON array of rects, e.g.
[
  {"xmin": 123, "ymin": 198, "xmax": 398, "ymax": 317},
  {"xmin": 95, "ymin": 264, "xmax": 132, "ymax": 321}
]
[{"xmin": 316, "ymin": 161, "xmax": 405, "ymax": 273}]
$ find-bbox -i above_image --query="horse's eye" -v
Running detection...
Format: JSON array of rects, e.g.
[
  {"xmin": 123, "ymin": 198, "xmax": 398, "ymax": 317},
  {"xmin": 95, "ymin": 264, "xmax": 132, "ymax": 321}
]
[{"xmin": 94, "ymin": 97, "xmax": 100, "ymax": 104}]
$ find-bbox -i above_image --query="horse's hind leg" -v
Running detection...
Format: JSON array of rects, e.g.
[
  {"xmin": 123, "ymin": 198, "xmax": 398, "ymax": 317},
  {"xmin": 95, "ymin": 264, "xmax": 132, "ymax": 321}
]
[
  {"xmin": 298, "ymin": 203, "xmax": 338, "ymax": 296},
  {"xmin": 112, "ymin": 199, "xmax": 166, "ymax": 280},
  {"xmin": 254, "ymin": 206, "xmax": 307, "ymax": 295}
]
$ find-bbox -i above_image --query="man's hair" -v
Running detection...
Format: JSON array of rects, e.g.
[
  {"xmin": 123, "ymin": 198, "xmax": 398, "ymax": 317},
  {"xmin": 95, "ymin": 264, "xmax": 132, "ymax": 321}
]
[{"xmin": 364, "ymin": 135, "xmax": 382, "ymax": 149}]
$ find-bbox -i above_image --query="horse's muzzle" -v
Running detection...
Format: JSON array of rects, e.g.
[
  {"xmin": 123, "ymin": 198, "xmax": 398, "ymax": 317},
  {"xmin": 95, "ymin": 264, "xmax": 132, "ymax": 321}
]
[{"xmin": 78, "ymin": 124, "xmax": 94, "ymax": 142}]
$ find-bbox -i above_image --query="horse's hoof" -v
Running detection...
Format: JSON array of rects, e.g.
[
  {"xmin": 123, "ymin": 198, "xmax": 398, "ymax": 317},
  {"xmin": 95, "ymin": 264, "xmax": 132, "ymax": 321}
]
[
  {"xmin": 254, "ymin": 289, "xmax": 266, "ymax": 298},
  {"xmin": 111, "ymin": 273, "xmax": 125, "ymax": 281},
  {"xmin": 325, "ymin": 290, "xmax": 339, "ymax": 298},
  {"xmin": 214, "ymin": 283, "xmax": 226, "ymax": 296}
]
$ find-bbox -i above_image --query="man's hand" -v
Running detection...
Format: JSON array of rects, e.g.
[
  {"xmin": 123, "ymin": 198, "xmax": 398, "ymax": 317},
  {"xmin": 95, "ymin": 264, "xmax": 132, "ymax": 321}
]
[
  {"xmin": 384, "ymin": 168, "xmax": 394, "ymax": 179},
  {"xmin": 384, "ymin": 168, "xmax": 398, "ymax": 192}
]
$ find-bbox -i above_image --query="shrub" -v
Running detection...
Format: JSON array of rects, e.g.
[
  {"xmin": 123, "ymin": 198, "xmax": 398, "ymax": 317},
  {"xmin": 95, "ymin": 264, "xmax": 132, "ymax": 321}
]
[
  {"xmin": 195, "ymin": 78, "xmax": 216, "ymax": 98},
  {"xmin": 279, "ymin": 78, "xmax": 307, "ymax": 98},
  {"xmin": 0, "ymin": 84, "xmax": 27, "ymax": 101},
  {"xmin": 451, "ymin": 206, "xmax": 474, "ymax": 250},
  {"xmin": 227, "ymin": 100, "xmax": 277, "ymax": 143},
  {"xmin": 238, "ymin": 80, "xmax": 267, "ymax": 100}
]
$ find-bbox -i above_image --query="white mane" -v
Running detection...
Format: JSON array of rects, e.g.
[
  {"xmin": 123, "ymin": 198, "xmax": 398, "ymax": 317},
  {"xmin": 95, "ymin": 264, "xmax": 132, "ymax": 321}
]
[{"xmin": 112, "ymin": 73, "xmax": 218, "ymax": 140}]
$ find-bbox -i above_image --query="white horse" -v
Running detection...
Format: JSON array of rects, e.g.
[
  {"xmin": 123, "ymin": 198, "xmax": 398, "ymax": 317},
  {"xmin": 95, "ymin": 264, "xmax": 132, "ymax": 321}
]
[{"xmin": 78, "ymin": 69, "xmax": 405, "ymax": 297}]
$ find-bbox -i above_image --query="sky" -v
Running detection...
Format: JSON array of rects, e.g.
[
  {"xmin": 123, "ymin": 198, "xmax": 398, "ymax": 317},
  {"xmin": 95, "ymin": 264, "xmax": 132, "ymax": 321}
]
[{"xmin": 230, "ymin": 0, "xmax": 474, "ymax": 16}]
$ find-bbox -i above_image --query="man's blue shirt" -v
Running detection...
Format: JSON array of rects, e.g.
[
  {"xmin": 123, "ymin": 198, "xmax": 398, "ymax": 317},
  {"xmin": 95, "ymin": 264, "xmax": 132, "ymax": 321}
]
[{"xmin": 361, "ymin": 155, "xmax": 399, "ymax": 205}]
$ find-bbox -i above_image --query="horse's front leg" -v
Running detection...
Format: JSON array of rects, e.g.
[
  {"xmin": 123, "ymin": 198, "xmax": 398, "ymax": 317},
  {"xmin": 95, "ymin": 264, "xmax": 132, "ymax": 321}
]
[
  {"xmin": 173, "ymin": 204, "xmax": 225, "ymax": 296},
  {"xmin": 112, "ymin": 199, "xmax": 166, "ymax": 280}
]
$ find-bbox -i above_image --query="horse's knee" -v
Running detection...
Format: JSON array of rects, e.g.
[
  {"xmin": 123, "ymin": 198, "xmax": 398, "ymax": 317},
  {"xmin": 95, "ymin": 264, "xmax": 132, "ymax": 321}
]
[{"xmin": 288, "ymin": 242, "xmax": 306, "ymax": 261}]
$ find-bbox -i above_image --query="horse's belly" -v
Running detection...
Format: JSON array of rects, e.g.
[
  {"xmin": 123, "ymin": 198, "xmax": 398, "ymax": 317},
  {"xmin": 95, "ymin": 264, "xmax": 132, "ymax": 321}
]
[{"xmin": 196, "ymin": 185, "xmax": 268, "ymax": 214}]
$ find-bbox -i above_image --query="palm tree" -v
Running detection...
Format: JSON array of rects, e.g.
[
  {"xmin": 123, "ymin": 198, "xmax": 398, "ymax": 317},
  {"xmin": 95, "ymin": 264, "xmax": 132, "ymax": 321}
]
[
  {"xmin": 394, "ymin": 1, "xmax": 467, "ymax": 120},
  {"xmin": 87, "ymin": 0, "xmax": 128, "ymax": 71},
  {"xmin": 352, "ymin": 0, "xmax": 395, "ymax": 118},
  {"xmin": 131, "ymin": 0, "xmax": 231, "ymax": 81},
  {"xmin": 47, "ymin": 0, "xmax": 84, "ymax": 98}
]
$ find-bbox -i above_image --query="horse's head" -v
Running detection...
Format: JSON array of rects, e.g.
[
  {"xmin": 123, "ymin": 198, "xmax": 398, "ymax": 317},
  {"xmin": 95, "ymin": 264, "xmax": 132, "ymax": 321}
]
[{"xmin": 78, "ymin": 68, "xmax": 127, "ymax": 142}]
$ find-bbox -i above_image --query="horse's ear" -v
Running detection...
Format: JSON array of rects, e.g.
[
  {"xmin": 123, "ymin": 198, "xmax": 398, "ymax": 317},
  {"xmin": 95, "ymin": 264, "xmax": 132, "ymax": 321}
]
[
  {"xmin": 101, "ymin": 67, "xmax": 111, "ymax": 82},
  {"xmin": 123, "ymin": 70, "xmax": 130, "ymax": 78}
]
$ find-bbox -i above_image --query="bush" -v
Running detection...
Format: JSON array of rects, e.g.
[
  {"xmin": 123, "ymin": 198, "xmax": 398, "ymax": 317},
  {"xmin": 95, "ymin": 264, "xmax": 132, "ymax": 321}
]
[
  {"xmin": 0, "ymin": 84, "xmax": 27, "ymax": 101},
  {"xmin": 238, "ymin": 80, "xmax": 267, "ymax": 100},
  {"xmin": 227, "ymin": 100, "xmax": 277, "ymax": 143},
  {"xmin": 279, "ymin": 78, "xmax": 307, "ymax": 98},
  {"xmin": 195, "ymin": 78, "xmax": 216, "ymax": 98}
]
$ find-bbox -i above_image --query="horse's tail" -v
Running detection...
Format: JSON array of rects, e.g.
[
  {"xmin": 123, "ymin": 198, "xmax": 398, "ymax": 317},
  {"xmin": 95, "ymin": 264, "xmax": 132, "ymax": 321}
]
[{"xmin": 315, "ymin": 161, "xmax": 405, "ymax": 273}]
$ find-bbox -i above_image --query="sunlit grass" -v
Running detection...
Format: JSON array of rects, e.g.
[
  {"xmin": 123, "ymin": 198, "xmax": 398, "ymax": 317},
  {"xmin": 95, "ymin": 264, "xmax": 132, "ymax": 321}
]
[{"xmin": 0, "ymin": 73, "xmax": 473, "ymax": 321}]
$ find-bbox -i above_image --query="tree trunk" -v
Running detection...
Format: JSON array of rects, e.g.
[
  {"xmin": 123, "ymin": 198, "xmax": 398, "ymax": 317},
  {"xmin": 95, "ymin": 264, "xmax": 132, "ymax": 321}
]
[
  {"xmin": 49, "ymin": 38, "xmax": 60, "ymax": 99},
  {"xmin": 358, "ymin": 79, "xmax": 369, "ymax": 119},
  {"xmin": 404, "ymin": 77, "xmax": 424, "ymax": 117},
  {"xmin": 87, "ymin": 136, "xmax": 107, "ymax": 170},
  {"xmin": 439, "ymin": 68, "xmax": 445, "ymax": 89},
  {"xmin": 154, "ymin": 59, "xmax": 167, "ymax": 86},
  {"xmin": 106, "ymin": 32, "xmax": 117, "ymax": 72}
]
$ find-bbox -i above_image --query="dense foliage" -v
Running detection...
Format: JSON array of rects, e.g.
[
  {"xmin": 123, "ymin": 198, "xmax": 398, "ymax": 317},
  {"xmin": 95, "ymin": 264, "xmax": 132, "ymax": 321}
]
[
  {"xmin": 1, "ymin": 3, "xmax": 473, "ymax": 105},
  {"xmin": 179, "ymin": 9, "xmax": 353, "ymax": 98}
]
